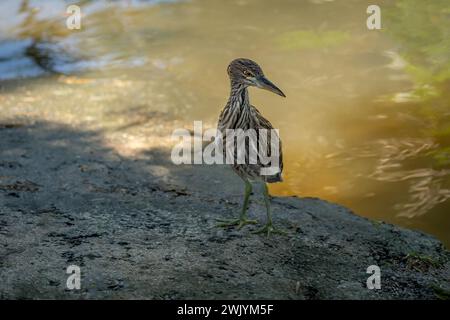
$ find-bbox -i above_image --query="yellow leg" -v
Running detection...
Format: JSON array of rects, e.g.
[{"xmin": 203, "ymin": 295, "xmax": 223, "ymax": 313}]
[
  {"xmin": 252, "ymin": 183, "xmax": 287, "ymax": 236},
  {"xmin": 216, "ymin": 180, "xmax": 258, "ymax": 229}
]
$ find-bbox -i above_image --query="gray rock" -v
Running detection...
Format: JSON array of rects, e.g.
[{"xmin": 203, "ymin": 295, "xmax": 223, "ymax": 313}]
[{"xmin": 0, "ymin": 122, "xmax": 449, "ymax": 299}]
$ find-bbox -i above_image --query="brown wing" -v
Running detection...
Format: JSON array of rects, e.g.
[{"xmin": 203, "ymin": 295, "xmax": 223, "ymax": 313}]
[{"xmin": 250, "ymin": 106, "xmax": 283, "ymax": 182}]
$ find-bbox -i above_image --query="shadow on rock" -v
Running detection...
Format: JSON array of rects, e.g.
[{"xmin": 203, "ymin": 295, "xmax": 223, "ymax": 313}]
[{"xmin": 0, "ymin": 121, "xmax": 449, "ymax": 299}]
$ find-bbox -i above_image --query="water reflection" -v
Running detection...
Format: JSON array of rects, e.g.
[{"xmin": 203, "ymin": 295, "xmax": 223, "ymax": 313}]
[{"xmin": 0, "ymin": 0, "xmax": 448, "ymax": 246}]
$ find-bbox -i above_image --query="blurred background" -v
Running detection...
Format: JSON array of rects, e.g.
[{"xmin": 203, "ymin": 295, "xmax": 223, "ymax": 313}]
[{"xmin": 0, "ymin": 0, "xmax": 449, "ymax": 246}]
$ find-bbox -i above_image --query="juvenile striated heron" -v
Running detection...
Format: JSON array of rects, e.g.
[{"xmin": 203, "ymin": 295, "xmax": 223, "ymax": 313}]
[{"xmin": 216, "ymin": 58, "xmax": 286, "ymax": 236}]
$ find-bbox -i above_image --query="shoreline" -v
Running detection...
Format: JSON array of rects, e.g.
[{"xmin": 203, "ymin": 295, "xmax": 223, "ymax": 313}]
[{"xmin": 0, "ymin": 120, "xmax": 449, "ymax": 299}]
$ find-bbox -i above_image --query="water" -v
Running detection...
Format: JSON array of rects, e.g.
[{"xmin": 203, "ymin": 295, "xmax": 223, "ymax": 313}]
[{"xmin": 1, "ymin": 0, "xmax": 449, "ymax": 246}]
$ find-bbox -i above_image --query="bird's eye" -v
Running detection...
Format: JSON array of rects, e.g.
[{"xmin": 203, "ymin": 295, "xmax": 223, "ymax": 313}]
[{"xmin": 243, "ymin": 70, "xmax": 253, "ymax": 77}]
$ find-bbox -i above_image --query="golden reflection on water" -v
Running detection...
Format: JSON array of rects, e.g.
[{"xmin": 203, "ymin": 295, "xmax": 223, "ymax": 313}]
[{"xmin": 0, "ymin": 0, "xmax": 449, "ymax": 246}]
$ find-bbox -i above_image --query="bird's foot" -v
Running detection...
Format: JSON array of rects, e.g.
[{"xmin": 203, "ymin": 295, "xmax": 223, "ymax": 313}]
[
  {"xmin": 252, "ymin": 223, "xmax": 287, "ymax": 237},
  {"xmin": 216, "ymin": 218, "xmax": 258, "ymax": 229}
]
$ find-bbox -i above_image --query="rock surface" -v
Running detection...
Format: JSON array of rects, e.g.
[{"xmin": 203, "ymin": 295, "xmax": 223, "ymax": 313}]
[{"xmin": 0, "ymin": 121, "xmax": 449, "ymax": 299}]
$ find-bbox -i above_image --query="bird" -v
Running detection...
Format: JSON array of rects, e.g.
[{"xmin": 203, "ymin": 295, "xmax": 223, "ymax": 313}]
[{"xmin": 216, "ymin": 58, "xmax": 286, "ymax": 236}]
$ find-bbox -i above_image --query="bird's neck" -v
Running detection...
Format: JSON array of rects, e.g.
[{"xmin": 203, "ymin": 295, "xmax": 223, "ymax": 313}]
[{"xmin": 228, "ymin": 82, "xmax": 250, "ymax": 112}]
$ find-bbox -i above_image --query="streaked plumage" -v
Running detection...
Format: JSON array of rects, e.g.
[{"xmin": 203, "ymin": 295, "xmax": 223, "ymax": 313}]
[
  {"xmin": 216, "ymin": 58, "xmax": 286, "ymax": 236},
  {"xmin": 218, "ymin": 84, "xmax": 283, "ymax": 182}
]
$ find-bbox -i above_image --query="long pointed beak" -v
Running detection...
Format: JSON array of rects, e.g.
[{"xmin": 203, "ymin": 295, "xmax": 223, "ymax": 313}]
[{"xmin": 255, "ymin": 76, "xmax": 286, "ymax": 97}]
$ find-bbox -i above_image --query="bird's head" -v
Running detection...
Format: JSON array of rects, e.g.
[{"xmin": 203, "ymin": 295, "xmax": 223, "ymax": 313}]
[{"xmin": 227, "ymin": 58, "xmax": 285, "ymax": 97}]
